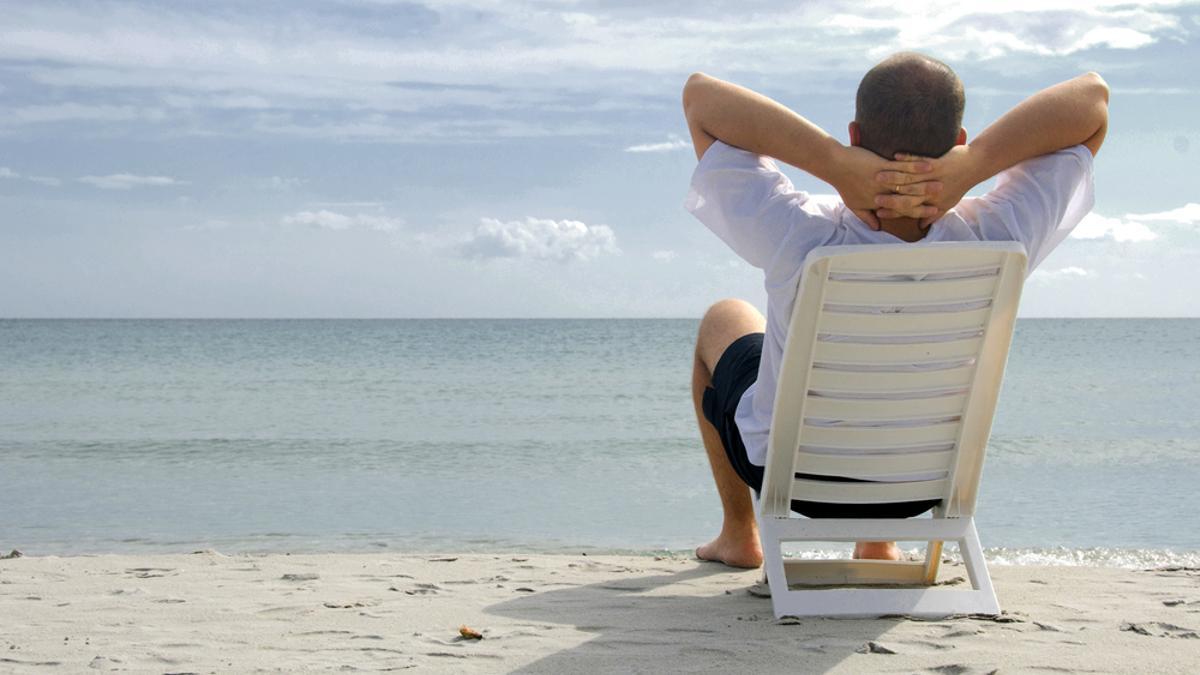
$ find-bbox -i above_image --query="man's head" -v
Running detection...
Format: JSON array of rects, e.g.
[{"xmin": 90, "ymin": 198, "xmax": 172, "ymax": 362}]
[{"xmin": 851, "ymin": 52, "xmax": 966, "ymax": 160}]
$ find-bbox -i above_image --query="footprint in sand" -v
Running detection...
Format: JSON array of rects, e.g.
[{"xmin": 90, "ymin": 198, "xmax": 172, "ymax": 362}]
[
  {"xmin": 125, "ymin": 567, "xmax": 176, "ymax": 579},
  {"xmin": 1120, "ymin": 621, "xmax": 1199, "ymax": 639},
  {"xmin": 1162, "ymin": 598, "xmax": 1200, "ymax": 608},
  {"xmin": 923, "ymin": 665, "xmax": 997, "ymax": 675},
  {"xmin": 391, "ymin": 583, "xmax": 442, "ymax": 595}
]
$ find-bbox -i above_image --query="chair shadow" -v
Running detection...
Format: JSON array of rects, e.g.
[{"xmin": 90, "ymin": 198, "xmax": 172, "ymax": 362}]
[{"xmin": 484, "ymin": 558, "xmax": 902, "ymax": 673}]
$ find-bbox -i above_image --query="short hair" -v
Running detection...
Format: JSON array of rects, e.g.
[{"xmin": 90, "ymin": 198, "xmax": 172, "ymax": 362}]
[{"xmin": 854, "ymin": 52, "xmax": 965, "ymax": 160}]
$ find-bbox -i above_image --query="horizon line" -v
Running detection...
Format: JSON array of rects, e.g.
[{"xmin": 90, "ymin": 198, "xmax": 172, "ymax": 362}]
[{"xmin": 2, "ymin": 316, "xmax": 1197, "ymax": 321}]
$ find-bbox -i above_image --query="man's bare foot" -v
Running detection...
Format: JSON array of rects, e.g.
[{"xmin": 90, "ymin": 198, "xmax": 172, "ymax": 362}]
[
  {"xmin": 854, "ymin": 541, "xmax": 902, "ymax": 560},
  {"xmin": 696, "ymin": 533, "xmax": 763, "ymax": 569}
]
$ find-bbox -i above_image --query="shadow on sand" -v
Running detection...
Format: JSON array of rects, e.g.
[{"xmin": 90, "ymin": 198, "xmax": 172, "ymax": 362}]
[{"xmin": 485, "ymin": 558, "xmax": 900, "ymax": 672}]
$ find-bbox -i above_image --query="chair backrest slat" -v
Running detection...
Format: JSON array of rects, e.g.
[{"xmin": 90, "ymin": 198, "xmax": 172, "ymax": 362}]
[
  {"xmin": 818, "ymin": 307, "xmax": 992, "ymax": 336},
  {"xmin": 822, "ymin": 245, "xmax": 1005, "ymax": 273},
  {"xmin": 803, "ymin": 392, "xmax": 967, "ymax": 421},
  {"xmin": 813, "ymin": 336, "xmax": 984, "ymax": 365},
  {"xmin": 800, "ymin": 422, "xmax": 960, "ymax": 449},
  {"xmin": 823, "ymin": 276, "xmax": 998, "ymax": 305},
  {"xmin": 763, "ymin": 242, "xmax": 1027, "ymax": 519},
  {"xmin": 807, "ymin": 365, "xmax": 974, "ymax": 393},
  {"xmin": 790, "ymin": 477, "xmax": 948, "ymax": 504},
  {"xmin": 794, "ymin": 448, "xmax": 955, "ymax": 479}
]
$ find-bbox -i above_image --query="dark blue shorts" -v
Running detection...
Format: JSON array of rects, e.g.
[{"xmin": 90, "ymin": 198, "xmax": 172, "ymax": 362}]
[{"xmin": 701, "ymin": 332, "xmax": 938, "ymax": 519}]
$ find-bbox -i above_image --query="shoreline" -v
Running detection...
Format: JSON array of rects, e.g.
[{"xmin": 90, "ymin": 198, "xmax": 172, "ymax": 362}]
[
  {"xmin": 3, "ymin": 552, "xmax": 1198, "ymax": 673},
  {"xmin": 4, "ymin": 544, "xmax": 1200, "ymax": 568}
]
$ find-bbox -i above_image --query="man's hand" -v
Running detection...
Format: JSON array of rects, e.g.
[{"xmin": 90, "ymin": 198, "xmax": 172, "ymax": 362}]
[
  {"xmin": 870, "ymin": 71, "xmax": 1109, "ymax": 228},
  {"xmin": 830, "ymin": 145, "xmax": 940, "ymax": 230},
  {"xmin": 874, "ymin": 145, "xmax": 977, "ymax": 228}
]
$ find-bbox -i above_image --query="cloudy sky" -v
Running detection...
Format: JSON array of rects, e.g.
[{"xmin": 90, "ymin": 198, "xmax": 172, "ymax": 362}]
[{"xmin": 1, "ymin": 0, "xmax": 1197, "ymax": 318}]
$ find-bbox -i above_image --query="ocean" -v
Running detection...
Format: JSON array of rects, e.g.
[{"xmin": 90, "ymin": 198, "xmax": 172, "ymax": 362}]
[{"xmin": 2, "ymin": 319, "xmax": 1198, "ymax": 566}]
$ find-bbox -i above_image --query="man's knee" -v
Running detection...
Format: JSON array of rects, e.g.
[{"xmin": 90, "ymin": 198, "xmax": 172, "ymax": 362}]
[
  {"xmin": 696, "ymin": 298, "xmax": 765, "ymax": 374},
  {"xmin": 701, "ymin": 298, "xmax": 760, "ymax": 329}
]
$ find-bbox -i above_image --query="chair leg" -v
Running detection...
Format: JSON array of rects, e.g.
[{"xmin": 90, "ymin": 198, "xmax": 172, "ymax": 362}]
[
  {"xmin": 923, "ymin": 540, "xmax": 943, "ymax": 585},
  {"xmin": 958, "ymin": 519, "xmax": 999, "ymax": 614},
  {"xmin": 760, "ymin": 523, "xmax": 787, "ymax": 597}
]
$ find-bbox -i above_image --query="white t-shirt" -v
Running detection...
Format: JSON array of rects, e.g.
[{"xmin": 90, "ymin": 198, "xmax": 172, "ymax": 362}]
[{"xmin": 684, "ymin": 140, "xmax": 1095, "ymax": 467}]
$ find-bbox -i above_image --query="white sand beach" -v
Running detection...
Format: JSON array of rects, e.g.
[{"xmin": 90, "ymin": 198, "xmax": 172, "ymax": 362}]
[{"xmin": 2, "ymin": 551, "xmax": 1198, "ymax": 673}]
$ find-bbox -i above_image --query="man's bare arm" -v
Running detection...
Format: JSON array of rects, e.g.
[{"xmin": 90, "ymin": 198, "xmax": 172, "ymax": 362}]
[
  {"xmin": 682, "ymin": 72, "xmax": 939, "ymax": 227},
  {"xmin": 969, "ymin": 72, "xmax": 1109, "ymax": 173},
  {"xmin": 876, "ymin": 72, "xmax": 1109, "ymax": 221},
  {"xmin": 682, "ymin": 73, "xmax": 843, "ymax": 170}
]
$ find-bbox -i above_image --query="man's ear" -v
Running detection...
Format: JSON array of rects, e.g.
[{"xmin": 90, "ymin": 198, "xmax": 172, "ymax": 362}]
[
  {"xmin": 956, "ymin": 127, "xmax": 967, "ymax": 146},
  {"xmin": 848, "ymin": 121, "xmax": 862, "ymax": 147}
]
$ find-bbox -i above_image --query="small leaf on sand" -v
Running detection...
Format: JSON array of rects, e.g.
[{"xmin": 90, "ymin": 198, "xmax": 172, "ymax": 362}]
[
  {"xmin": 968, "ymin": 611, "xmax": 1024, "ymax": 623},
  {"xmin": 935, "ymin": 576, "xmax": 966, "ymax": 586},
  {"xmin": 281, "ymin": 573, "xmax": 319, "ymax": 582},
  {"xmin": 459, "ymin": 625, "xmax": 483, "ymax": 640},
  {"xmin": 855, "ymin": 641, "xmax": 897, "ymax": 654},
  {"xmin": 747, "ymin": 584, "xmax": 771, "ymax": 598}
]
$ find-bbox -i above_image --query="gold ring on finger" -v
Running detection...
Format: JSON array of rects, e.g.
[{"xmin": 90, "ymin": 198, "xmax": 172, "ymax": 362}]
[{"xmin": 892, "ymin": 184, "xmax": 902, "ymax": 193}]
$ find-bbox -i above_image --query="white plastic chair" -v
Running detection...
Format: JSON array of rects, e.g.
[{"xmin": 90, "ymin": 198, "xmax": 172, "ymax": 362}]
[{"xmin": 756, "ymin": 241, "xmax": 1027, "ymax": 619}]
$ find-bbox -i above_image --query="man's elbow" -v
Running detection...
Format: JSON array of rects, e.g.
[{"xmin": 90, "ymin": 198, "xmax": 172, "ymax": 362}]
[
  {"xmin": 1079, "ymin": 72, "xmax": 1109, "ymax": 157},
  {"xmin": 1083, "ymin": 71, "xmax": 1110, "ymax": 105},
  {"xmin": 682, "ymin": 72, "xmax": 711, "ymax": 112}
]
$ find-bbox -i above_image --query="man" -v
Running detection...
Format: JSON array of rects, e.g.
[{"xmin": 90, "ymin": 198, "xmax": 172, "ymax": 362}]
[{"xmin": 683, "ymin": 52, "xmax": 1108, "ymax": 568}]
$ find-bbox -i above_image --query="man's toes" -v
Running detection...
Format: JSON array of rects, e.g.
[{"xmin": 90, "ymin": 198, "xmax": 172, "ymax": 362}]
[
  {"xmin": 695, "ymin": 543, "xmax": 721, "ymax": 563},
  {"xmin": 696, "ymin": 539, "xmax": 763, "ymax": 568}
]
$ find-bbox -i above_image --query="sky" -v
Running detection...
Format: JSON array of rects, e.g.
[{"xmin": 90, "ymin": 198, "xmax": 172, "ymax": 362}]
[{"xmin": 1, "ymin": 0, "xmax": 1198, "ymax": 318}]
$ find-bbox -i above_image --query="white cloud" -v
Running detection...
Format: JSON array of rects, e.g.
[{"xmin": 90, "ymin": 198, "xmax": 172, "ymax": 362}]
[
  {"xmin": 182, "ymin": 219, "xmax": 232, "ymax": 232},
  {"xmin": 625, "ymin": 135, "xmax": 690, "ymax": 153},
  {"xmin": 1071, "ymin": 213, "xmax": 1159, "ymax": 243},
  {"xmin": 833, "ymin": 4, "xmax": 1181, "ymax": 60},
  {"xmin": 309, "ymin": 201, "xmax": 385, "ymax": 208},
  {"xmin": 1030, "ymin": 266, "xmax": 1094, "ymax": 281},
  {"xmin": 0, "ymin": 167, "xmax": 61, "ymax": 186},
  {"xmin": 79, "ymin": 173, "xmax": 186, "ymax": 190},
  {"xmin": 652, "ymin": 250, "xmax": 678, "ymax": 262},
  {"xmin": 1074, "ymin": 26, "xmax": 1155, "ymax": 50},
  {"xmin": 1125, "ymin": 203, "xmax": 1200, "ymax": 224},
  {"xmin": 7, "ymin": 103, "xmax": 165, "ymax": 125},
  {"xmin": 280, "ymin": 209, "xmax": 402, "ymax": 232},
  {"xmin": 459, "ymin": 217, "xmax": 619, "ymax": 262},
  {"xmin": 262, "ymin": 176, "xmax": 305, "ymax": 191}
]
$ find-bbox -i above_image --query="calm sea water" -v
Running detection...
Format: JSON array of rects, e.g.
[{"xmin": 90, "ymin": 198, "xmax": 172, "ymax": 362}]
[{"xmin": 2, "ymin": 319, "xmax": 1198, "ymax": 565}]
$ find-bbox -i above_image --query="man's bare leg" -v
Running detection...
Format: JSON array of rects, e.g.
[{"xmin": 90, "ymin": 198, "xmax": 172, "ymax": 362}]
[
  {"xmin": 692, "ymin": 298, "xmax": 900, "ymax": 567},
  {"xmin": 854, "ymin": 542, "xmax": 902, "ymax": 560},
  {"xmin": 692, "ymin": 299, "xmax": 765, "ymax": 568}
]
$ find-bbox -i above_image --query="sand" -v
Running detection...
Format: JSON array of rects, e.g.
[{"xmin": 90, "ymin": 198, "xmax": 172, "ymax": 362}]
[{"xmin": 1, "ymin": 550, "xmax": 1198, "ymax": 673}]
